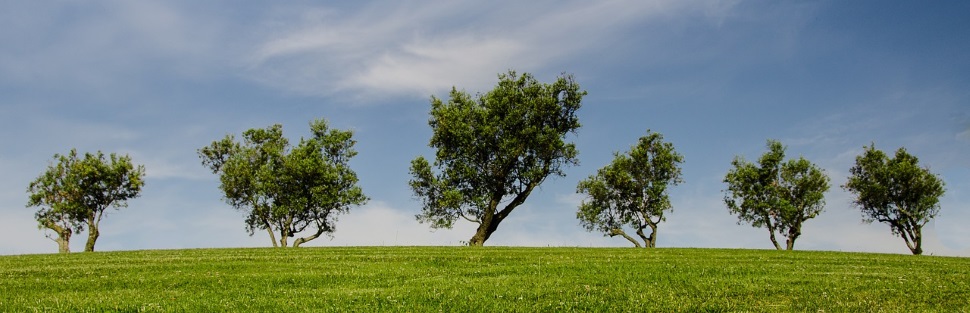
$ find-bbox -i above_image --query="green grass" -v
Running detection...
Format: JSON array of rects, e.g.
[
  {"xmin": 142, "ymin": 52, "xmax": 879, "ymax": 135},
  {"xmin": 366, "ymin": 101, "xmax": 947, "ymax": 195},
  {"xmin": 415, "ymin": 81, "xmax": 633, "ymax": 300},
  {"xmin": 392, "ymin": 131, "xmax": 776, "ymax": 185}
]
[{"xmin": 1, "ymin": 247, "xmax": 967, "ymax": 312}]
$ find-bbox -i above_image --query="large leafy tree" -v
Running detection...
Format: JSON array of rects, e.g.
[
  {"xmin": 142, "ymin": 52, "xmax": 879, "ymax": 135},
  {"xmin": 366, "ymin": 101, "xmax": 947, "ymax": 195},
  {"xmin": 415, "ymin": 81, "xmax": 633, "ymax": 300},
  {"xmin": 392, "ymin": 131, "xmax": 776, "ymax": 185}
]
[
  {"xmin": 576, "ymin": 131, "xmax": 684, "ymax": 248},
  {"xmin": 409, "ymin": 71, "xmax": 585, "ymax": 246},
  {"xmin": 843, "ymin": 144, "xmax": 945, "ymax": 255},
  {"xmin": 27, "ymin": 149, "xmax": 145, "ymax": 253},
  {"xmin": 199, "ymin": 119, "xmax": 368, "ymax": 248},
  {"xmin": 723, "ymin": 140, "xmax": 829, "ymax": 250}
]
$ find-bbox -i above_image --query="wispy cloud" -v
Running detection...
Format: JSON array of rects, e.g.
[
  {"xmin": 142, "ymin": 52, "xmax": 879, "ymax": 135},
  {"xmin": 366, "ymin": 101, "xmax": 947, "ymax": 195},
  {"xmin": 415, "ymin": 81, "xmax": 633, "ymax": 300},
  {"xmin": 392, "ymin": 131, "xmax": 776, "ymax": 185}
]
[{"xmin": 246, "ymin": 0, "xmax": 738, "ymax": 99}]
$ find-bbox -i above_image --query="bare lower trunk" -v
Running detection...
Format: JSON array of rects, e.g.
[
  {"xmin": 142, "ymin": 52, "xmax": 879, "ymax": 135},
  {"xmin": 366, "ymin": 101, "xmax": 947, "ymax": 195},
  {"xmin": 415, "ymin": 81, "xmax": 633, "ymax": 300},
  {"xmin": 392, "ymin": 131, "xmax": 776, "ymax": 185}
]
[
  {"xmin": 293, "ymin": 228, "xmax": 325, "ymax": 248},
  {"xmin": 84, "ymin": 225, "xmax": 99, "ymax": 252},
  {"xmin": 83, "ymin": 211, "xmax": 102, "ymax": 252},
  {"xmin": 903, "ymin": 226, "xmax": 923, "ymax": 255},
  {"xmin": 57, "ymin": 235, "xmax": 71, "ymax": 254},
  {"xmin": 765, "ymin": 219, "xmax": 782, "ymax": 250},
  {"xmin": 44, "ymin": 221, "xmax": 73, "ymax": 254},
  {"xmin": 785, "ymin": 226, "xmax": 801, "ymax": 251},
  {"xmin": 469, "ymin": 223, "xmax": 494, "ymax": 247},
  {"xmin": 468, "ymin": 182, "xmax": 536, "ymax": 246},
  {"xmin": 609, "ymin": 229, "xmax": 642, "ymax": 248},
  {"xmin": 643, "ymin": 219, "xmax": 659, "ymax": 248},
  {"xmin": 635, "ymin": 226, "xmax": 656, "ymax": 249},
  {"xmin": 279, "ymin": 229, "xmax": 289, "ymax": 248},
  {"xmin": 263, "ymin": 219, "xmax": 279, "ymax": 248},
  {"xmin": 469, "ymin": 198, "xmax": 500, "ymax": 247}
]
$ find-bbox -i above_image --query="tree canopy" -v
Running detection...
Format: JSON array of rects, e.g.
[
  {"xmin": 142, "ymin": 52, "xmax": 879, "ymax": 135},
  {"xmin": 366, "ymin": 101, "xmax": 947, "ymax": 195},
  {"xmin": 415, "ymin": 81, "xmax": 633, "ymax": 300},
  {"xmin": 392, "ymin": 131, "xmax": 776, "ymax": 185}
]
[
  {"xmin": 576, "ymin": 131, "xmax": 684, "ymax": 248},
  {"xmin": 27, "ymin": 149, "xmax": 145, "ymax": 253},
  {"xmin": 199, "ymin": 119, "xmax": 368, "ymax": 248},
  {"xmin": 409, "ymin": 71, "xmax": 585, "ymax": 246},
  {"xmin": 723, "ymin": 140, "xmax": 829, "ymax": 250},
  {"xmin": 843, "ymin": 144, "xmax": 945, "ymax": 255}
]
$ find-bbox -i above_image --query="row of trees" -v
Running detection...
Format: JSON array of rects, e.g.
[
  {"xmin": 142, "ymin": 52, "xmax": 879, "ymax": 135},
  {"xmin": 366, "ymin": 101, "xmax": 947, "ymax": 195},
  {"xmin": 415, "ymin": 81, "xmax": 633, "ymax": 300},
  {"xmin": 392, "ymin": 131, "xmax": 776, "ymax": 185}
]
[{"xmin": 26, "ymin": 71, "xmax": 946, "ymax": 255}]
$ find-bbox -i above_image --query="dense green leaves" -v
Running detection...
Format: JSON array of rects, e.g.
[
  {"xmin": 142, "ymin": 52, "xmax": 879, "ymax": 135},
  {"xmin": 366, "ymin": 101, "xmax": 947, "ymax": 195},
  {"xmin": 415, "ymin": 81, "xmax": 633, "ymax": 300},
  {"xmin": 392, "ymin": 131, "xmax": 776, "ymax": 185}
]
[
  {"xmin": 26, "ymin": 149, "xmax": 145, "ymax": 253},
  {"xmin": 576, "ymin": 131, "xmax": 684, "ymax": 248},
  {"xmin": 199, "ymin": 119, "xmax": 368, "ymax": 247},
  {"xmin": 723, "ymin": 140, "xmax": 829, "ymax": 250},
  {"xmin": 410, "ymin": 71, "xmax": 585, "ymax": 246},
  {"xmin": 843, "ymin": 144, "xmax": 945, "ymax": 255}
]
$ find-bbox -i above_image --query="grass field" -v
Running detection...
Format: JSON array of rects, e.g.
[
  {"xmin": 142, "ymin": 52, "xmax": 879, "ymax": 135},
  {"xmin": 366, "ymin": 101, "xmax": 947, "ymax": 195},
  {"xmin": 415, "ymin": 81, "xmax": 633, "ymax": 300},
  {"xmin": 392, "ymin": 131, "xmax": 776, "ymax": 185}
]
[{"xmin": 1, "ymin": 247, "xmax": 967, "ymax": 312}]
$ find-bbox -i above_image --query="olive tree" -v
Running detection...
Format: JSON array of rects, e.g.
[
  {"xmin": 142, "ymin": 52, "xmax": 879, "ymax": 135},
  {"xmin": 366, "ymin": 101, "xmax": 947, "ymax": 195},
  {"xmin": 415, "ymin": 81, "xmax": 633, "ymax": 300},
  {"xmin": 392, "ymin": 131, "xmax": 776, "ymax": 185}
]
[
  {"xmin": 27, "ymin": 149, "xmax": 145, "ymax": 253},
  {"xmin": 576, "ymin": 131, "xmax": 684, "ymax": 248},
  {"xmin": 409, "ymin": 71, "xmax": 585, "ymax": 246},
  {"xmin": 199, "ymin": 119, "xmax": 368, "ymax": 247},
  {"xmin": 723, "ymin": 140, "xmax": 829, "ymax": 250},
  {"xmin": 843, "ymin": 144, "xmax": 945, "ymax": 255}
]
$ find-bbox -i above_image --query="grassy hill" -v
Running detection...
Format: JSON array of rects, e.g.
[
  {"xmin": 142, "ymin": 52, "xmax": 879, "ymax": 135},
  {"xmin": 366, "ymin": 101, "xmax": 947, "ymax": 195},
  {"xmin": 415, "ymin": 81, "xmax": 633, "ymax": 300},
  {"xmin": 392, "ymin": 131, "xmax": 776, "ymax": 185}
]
[{"xmin": 1, "ymin": 247, "xmax": 967, "ymax": 312}]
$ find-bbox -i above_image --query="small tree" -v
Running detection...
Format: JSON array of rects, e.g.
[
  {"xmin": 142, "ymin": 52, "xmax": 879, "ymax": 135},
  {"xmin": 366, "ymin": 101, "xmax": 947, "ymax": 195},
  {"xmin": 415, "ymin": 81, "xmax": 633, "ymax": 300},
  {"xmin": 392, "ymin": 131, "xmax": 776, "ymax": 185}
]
[
  {"xmin": 27, "ymin": 149, "xmax": 145, "ymax": 253},
  {"xmin": 843, "ymin": 144, "xmax": 945, "ymax": 255},
  {"xmin": 199, "ymin": 119, "xmax": 368, "ymax": 247},
  {"xmin": 723, "ymin": 140, "xmax": 829, "ymax": 250},
  {"xmin": 576, "ymin": 131, "xmax": 684, "ymax": 248},
  {"xmin": 409, "ymin": 71, "xmax": 585, "ymax": 246}
]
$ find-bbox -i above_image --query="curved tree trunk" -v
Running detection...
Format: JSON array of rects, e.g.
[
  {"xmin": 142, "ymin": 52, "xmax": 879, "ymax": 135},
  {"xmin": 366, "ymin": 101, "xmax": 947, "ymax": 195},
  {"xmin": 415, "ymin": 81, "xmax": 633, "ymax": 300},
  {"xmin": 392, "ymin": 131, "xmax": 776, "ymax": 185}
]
[
  {"xmin": 902, "ymin": 225, "xmax": 923, "ymax": 255},
  {"xmin": 609, "ymin": 229, "xmax": 642, "ymax": 248},
  {"xmin": 635, "ymin": 226, "xmax": 656, "ymax": 248},
  {"xmin": 84, "ymin": 209, "xmax": 108, "ymax": 252},
  {"xmin": 468, "ymin": 185, "xmax": 534, "ymax": 246},
  {"xmin": 469, "ymin": 219, "xmax": 497, "ymax": 246},
  {"xmin": 84, "ymin": 221, "xmax": 100, "ymax": 252},
  {"xmin": 45, "ymin": 221, "xmax": 72, "ymax": 254},
  {"xmin": 293, "ymin": 228, "xmax": 325, "ymax": 248},
  {"xmin": 765, "ymin": 219, "xmax": 782, "ymax": 250}
]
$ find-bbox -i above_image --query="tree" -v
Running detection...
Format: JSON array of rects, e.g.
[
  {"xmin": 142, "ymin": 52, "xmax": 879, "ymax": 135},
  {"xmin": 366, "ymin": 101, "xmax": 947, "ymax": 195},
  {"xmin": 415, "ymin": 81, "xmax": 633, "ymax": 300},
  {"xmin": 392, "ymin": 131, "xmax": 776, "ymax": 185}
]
[
  {"xmin": 576, "ymin": 131, "xmax": 684, "ymax": 248},
  {"xmin": 409, "ymin": 71, "xmax": 585, "ymax": 246},
  {"xmin": 199, "ymin": 119, "xmax": 368, "ymax": 248},
  {"xmin": 27, "ymin": 149, "xmax": 145, "ymax": 253},
  {"xmin": 843, "ymin": 144, "xmax": 945, "ymax": 255},
  {"xmin": 723, "ymin": 140, "xmax": 829, "ymax": 250}
]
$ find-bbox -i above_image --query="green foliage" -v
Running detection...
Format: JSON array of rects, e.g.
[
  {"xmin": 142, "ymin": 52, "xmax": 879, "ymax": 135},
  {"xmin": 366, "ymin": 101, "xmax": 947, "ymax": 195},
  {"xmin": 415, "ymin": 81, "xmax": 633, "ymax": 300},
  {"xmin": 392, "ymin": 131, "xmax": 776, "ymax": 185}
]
[
  {"xmin": 723, "ymin": 140, "xmax": 830, "ymax": 250},
  {"xmin": 198, "ymin": 119, "xmax": 368, "ymax": 247},
  {"xmin": 1, "ymin": 247, "xmax": 967, "ymax": 311},
  {"xmin": 843, "ymin": 144, "xmax": 946, "ymax": 255},
  {"xmin": 26, "ymin": 149, "xmax": 145, "ymax": 253},
  {"xmin": 576, "ymin": 131, "xmax": 684, "ymax": 248},
  {"xmin": 410, "ymin": 71, "xmax": 585, "ymax": 246}
]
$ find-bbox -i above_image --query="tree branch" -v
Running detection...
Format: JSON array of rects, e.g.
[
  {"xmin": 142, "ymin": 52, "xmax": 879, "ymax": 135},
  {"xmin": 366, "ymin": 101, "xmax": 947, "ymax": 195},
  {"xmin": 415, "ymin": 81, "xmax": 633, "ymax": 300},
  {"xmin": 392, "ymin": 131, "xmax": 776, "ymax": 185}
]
[{"xmin": 609, "ymin": 228, "xmax": 642, "ymax": 248}]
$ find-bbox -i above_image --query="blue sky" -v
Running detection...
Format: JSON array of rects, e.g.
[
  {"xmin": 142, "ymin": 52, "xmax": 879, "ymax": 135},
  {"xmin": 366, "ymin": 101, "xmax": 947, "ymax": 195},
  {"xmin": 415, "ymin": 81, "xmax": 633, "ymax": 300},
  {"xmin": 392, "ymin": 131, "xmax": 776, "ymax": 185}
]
[{"xmin": 1, "ymin": 0, "xmax": 968, "ymax": 256}]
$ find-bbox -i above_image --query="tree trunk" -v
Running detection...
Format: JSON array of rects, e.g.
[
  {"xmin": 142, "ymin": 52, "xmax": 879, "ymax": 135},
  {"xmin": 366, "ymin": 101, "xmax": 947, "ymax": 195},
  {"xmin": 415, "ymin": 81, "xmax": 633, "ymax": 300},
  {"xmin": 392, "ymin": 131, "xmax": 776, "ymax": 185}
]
[
  {"xmin": 57, "ymin": 234, "xmax": 71, "ymax": 254},
  {"xmin": 44, "ymin": 220, "xmax": 72, "ymax": 254},
  {"xmin": 785, "ymin": 225, "xmax": 801, "ymax": 251},
  {"xmin": 84, "ymin": 211, "xmax": 102, "ymax": 252},
  {"xmin": 642, "ymin": 218, "xmax": 659, "ymax": 248},
  {"xmin": 468, "ymin": 183, "xmax": 535, "ymax": 246},
  {"xmin": 293, "ymin": 228, "xmax": 325, "ymax": 248},
  {"xmin": 84, "ymin": 224, "xmax": 99, "ymax": 252},
  {"xmin": 646, "ymin": 224, "xmax": 658, "ymax": 248},
  {"xmin": 609, "ymin": 229, "xmax": 642, "ymax": 248},
  {"xmin": 469, "ymin": 197, "xmax": 501, "ymax": 247},
  {"xmin": 635, "ymin": 226, "xmax": 653, "ymax": 248},
  {"xmin": 903, "ymin": 226, "xmax": 923, "ymax": 255},
  {"xmin": 469, "ymin": 222, "xmax": 495, "ymax": 246},
  {"xmin": 278, "ymin": 228, "xmax": 289, "ymax": 248},
  {"xmin": 765, "ymin": 219, "xmax": 782, "ymax": 250}
]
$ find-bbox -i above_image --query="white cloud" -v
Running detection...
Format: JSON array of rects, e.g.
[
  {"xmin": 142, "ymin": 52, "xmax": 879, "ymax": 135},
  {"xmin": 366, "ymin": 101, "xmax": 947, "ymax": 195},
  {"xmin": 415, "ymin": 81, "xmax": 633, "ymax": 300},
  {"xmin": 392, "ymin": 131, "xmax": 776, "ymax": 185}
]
[
  {"xmin": 246, "ymin": 0, "xmax": 738, "ymax": 98},
  {"xmin": 305, "ymin": 201, "xmax": 476, "ymax": 246}
]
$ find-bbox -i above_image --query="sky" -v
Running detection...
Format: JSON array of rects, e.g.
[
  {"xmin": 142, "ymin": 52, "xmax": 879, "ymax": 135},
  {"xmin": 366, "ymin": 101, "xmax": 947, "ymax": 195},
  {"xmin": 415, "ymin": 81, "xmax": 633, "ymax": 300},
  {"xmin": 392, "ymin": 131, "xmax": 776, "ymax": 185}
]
[{"xmin": 1, "ymin": 0, "xmax": 968, "ymax": 256}]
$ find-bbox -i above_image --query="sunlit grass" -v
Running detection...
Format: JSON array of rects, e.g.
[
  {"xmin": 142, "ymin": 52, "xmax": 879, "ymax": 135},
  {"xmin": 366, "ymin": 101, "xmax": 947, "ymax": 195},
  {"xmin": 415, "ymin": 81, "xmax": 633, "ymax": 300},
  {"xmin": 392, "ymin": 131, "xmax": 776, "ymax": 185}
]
[{"xmin": 1, "ymin": 247, "xmax": 967, "ymax": 312}]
